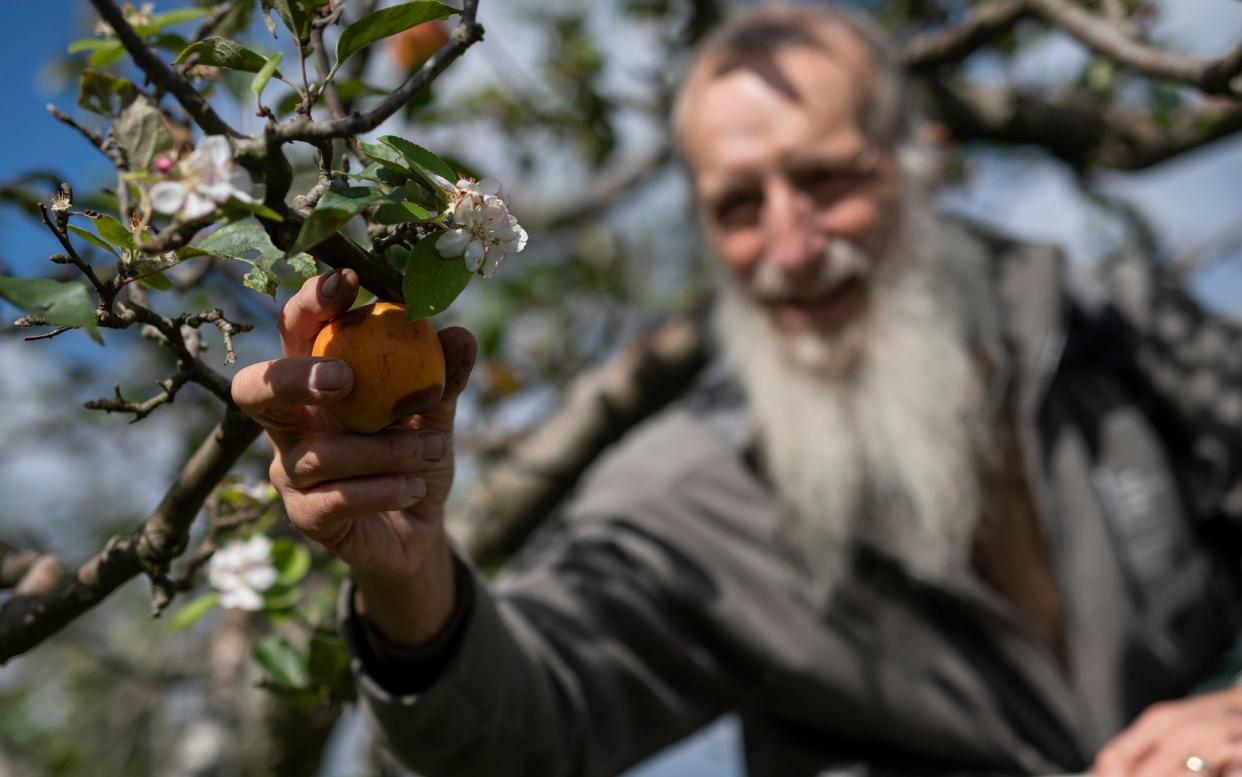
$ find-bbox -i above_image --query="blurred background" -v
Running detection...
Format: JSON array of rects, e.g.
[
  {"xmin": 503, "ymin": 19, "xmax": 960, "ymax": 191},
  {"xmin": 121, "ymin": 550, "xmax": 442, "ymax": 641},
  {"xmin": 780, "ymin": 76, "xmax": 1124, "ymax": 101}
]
[{"xmin": 1, "ymin": 0, "xmax": 1240, "ymax": 774}]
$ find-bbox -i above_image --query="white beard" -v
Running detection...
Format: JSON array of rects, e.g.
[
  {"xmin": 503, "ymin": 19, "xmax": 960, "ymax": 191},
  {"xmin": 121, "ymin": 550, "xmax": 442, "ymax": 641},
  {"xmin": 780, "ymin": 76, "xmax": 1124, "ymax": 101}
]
[{"xmin": 714, "ymin": 199, "xmax": 991, "ymax": 598}]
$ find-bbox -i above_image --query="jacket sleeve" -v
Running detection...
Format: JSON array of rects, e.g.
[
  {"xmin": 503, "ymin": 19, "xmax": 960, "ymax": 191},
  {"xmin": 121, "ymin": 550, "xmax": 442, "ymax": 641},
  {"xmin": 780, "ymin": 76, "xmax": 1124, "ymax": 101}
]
[
  {"xmin": 1104, "ymin": 255, "xmax": 1242, "ymax": 520},
  {"xmin": 339, "ymin": 512, "xmax": 746, "ymax": 777}
]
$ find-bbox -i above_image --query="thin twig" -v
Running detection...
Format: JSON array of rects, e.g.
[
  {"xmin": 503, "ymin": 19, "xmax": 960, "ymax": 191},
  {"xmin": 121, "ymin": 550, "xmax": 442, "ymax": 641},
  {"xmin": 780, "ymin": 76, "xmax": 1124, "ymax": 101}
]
[
  {"xmin": 274, "ymin": 0, "xmax": 483, "ymax": 143},
  {"xmin": 39, "ymin": 204, "xmax": 108, "ymax": 294},
  {"xmin": 24, "ymin": 326, "xmax": 73, "ymax": 343},
  {"xmin": 84, "ymin": 374, "xmax": 192, "ymax": 422},
  {"xmin": 88, "ymin": 0, "xmax": 239, "ymax": 137}
]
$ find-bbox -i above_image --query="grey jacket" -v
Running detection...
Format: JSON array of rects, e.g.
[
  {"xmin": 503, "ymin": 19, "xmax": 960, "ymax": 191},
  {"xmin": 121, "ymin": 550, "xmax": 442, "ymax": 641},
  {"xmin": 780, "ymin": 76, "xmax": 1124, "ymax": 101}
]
[{"xmin": 342, "ymin": 222, "xmax": 1242, "ymax": 776}]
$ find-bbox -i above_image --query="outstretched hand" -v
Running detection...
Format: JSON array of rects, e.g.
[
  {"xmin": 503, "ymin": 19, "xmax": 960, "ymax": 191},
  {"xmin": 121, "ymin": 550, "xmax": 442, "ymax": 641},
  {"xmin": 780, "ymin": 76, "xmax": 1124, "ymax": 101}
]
[{"xmin": 231, "ymin": 269, "xmax": 477, "ymax": 644}]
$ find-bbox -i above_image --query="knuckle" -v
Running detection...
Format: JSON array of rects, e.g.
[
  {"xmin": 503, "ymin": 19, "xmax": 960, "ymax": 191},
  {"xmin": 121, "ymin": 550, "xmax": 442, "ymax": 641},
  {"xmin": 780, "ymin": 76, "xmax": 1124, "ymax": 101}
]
[
  {"xmin": 285, "ymin": 441, "xmax": 325, "ymax": 487},
  {"xmin": 385, "ymin": 431, "xmax": 418, "ymax": 462}
]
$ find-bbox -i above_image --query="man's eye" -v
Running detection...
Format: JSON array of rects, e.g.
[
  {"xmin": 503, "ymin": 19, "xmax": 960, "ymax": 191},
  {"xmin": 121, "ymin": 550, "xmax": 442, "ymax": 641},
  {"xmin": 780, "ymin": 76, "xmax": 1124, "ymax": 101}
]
[
  {"xmin": 714, "ymin": 192, "xmax": 761, "ymax": 228},
  {"xmin": 793, "ymin": 168, "xmax": 865, "ymax": 206}
]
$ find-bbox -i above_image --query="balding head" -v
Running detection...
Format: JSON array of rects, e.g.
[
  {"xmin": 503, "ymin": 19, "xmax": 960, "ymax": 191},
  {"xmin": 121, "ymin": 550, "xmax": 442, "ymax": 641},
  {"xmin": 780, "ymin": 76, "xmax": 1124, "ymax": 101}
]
[{"xmin": 674, "ymin": 4, "xmax": 912, "ymax": 170}]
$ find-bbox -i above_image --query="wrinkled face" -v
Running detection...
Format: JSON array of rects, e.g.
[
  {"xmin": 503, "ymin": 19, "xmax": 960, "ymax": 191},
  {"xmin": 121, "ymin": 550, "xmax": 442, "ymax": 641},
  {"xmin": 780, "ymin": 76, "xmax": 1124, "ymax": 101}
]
[{"xmin": 682, "ymin": 41, "xmax": 904, "ymax": 340}]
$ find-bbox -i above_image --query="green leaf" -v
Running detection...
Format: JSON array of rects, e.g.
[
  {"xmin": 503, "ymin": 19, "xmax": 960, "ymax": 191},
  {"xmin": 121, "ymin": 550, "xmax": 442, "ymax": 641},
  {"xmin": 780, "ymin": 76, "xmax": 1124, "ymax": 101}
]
[
  {"xmin": 261, "ymin": 0, "xmax": 327, "ymax": 44},
  {"xmin": 78, "ymin": 68, "xmax": 139, "ymax": 117},
  {"xmin": 94, "ymin": 214, "xmax": 133, "ymax": 249},
  {"xmin": 165, "ymin": 592, "xmax": 218, "ymax": 632},
  {"xmin": 197, "ymin": 223, "xmax": 282, "ymax": 260},
  {"xmin": 307, "ymin": 632, "xmax": 352, "ymax": 695},
  {"xmin": 335, "ymin": 0, "xmax": 457, "ymax": 67},
  {"xmin": 261, "ymin": 582, "xmax": 302, "ymax": 610},
  {"xmin": 220, "ymin": 198, "xmax": 285, "ymax": 222},
  {"xmin": 174, "ymin": 37, "xmax": 274, "ymax": 74},
  {"xmin": 151, "ymin": 33, "xmax": 190, "ymax": 55},
  {"xmin": 114, "ymin": 96, "xmax": 174, "ymax": 172},
  {"xmin": 402, "ymin": 236, "xmax": 472, "ymax": 318},
  {"xmin": 253, "ymin": 635, "xmax": 309, "ymax": 688},
  {"xmin": 196, "ymin": 223, "xmax": 285, "ymax": 297},
  {"xmin": 379, "ymin": 135, "xmax": 457, "ymax": 183},
  {"xmin": 89, "ymin": 41, "xmax": 127, "ymax": 68},
  {"xmin": 244, "ymin": 267, "xmax": 279, "ymax": 297},
  {"xmin": 67, "ymin": 225, "xmax": 122, "ymax": 259},
  {"xmin": 252, "ymin": 51, "xmax": 284, "ymax": 99},
  {"xmin": 357, "ymin": 139, "xmax": 416, "ymax": 177},
  {"xmin": 136, "ymin": 271, "xmax": 174, "ymax": 291},
  {"xmin": 0, "ymin": 276, "xmax": 102, "ymax": 344},
  {"xmin": 287, "ymin": 253, "xmax": 318, "ymax": 277},
  {"xmin": 341, "ymin": 161, "xmax": 408, "ymax": 188},
  {"xmin": 374, "ymin": 200, "xmax": 438, "ymax": 225},
  {"xmin": 136, "ymin": 7, "xmax": 211, "ymax": 35},
  {"xmin": 288, "ymin": 187, "xmax": 386, "ymax": 255},
  {"xmin": 271, "ymin": 538, "xmax": 311, "ymax": 586},
  {"xmin": 68, "ymin": 38, "xmax": 119, "ymax": 53}
]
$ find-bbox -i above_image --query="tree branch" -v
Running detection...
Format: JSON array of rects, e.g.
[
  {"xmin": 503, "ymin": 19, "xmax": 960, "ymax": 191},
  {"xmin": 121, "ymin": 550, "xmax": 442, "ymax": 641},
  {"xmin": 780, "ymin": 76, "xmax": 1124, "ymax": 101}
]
[
  {"xmin": 0, "ymin": 542, "xmax": 42, "ymax": 589},
  {"xmin": 0, "ymin": 406, "xmax": 261, "ymax": 664},
  {"xmin": 452, "ymin": 311, "xmax": 711, "ymax": 566},
  {"xmin": 274, "ymin": 0, "xmax": 484, "ymax": 143},
  {"xmin": 84, "ymin": 374, "xmax": 193, "ymax": 422},
  {"xmin": 927, "ymin": 80, "xmax": 1242, "ymax": 170},
  {"xmin": 904, "ymin": 0, "xmax": 1029, "ymax": 72},
  {"xmin": 88, "ymin": 0, "xmax": 239, "ymax": 137},
  {"xmin": 1026, "ymin": 0, "xmax": 1242, "ymax": 97}
]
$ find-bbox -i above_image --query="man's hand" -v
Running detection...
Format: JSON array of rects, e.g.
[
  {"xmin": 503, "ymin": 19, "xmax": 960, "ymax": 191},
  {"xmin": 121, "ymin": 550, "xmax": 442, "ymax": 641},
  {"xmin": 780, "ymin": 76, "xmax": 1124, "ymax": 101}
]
[
  {"xmin": 1093, "ymin": 687, "xmax": 1242, "ymax": 777},
  {"xmin": 231, "ymin": 269, "xmax": 477, "ymax": 645}
]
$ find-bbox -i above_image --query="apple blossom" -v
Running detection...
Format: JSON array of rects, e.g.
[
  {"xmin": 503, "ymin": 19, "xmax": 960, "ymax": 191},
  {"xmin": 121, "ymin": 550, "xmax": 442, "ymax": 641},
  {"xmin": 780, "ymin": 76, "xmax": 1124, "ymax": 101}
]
[
  {"xmin": 434, "ymin": 177, "xmax": 528, "ymax": 278},
  {"xmin": 149, "ymin": 136, "xmax": 253, "ymax": 221},
  {"xmin": 207, "ymin": 535, "xmax": 278, "ymax": 611}
]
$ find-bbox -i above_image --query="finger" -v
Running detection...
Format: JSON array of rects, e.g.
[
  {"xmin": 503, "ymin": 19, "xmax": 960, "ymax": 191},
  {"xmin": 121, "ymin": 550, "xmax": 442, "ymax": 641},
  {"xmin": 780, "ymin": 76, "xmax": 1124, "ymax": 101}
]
[
  {"xmin": 281, "ymin": 474, "xmax": 427, "ymax": 549},
  {"xmin": 1094, "ymin": 702, "xmax": 1181, "ymax": 777},
  {"xmin": 408, "ymin": 326, "xmax": 478, "ymax": 435},
  {"xmin": 231, "ymin": 357, "xmax": 354, "ymax": 427},
  {"xmin": 278, "ymin": 269, "xmax": 360, "ymax": 357},
  {"xmin": 277, "ymin": 428, "xmax": 450, "ymax": 489}
]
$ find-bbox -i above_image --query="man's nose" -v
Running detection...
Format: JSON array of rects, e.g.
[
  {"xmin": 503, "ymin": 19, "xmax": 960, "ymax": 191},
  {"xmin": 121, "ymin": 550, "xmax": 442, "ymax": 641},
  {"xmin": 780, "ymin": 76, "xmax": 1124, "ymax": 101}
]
[{"xmin": 762, "ymin": 179, "xmax": 822, "ymax": 275}]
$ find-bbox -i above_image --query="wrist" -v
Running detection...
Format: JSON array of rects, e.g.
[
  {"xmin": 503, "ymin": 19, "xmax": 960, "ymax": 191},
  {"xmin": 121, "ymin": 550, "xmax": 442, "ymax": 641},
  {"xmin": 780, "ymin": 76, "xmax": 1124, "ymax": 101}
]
[{"xmin": 353, "ymin": 532, "xmax": 456, "ymax": 647}]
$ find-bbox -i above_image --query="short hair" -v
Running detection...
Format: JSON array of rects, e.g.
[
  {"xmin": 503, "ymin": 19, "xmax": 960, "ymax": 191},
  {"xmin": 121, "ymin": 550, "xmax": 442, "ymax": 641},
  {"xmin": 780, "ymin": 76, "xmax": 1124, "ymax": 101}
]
[{"xmin": 672, "ymin": 3, "xmax": 913, "ymax": 156}]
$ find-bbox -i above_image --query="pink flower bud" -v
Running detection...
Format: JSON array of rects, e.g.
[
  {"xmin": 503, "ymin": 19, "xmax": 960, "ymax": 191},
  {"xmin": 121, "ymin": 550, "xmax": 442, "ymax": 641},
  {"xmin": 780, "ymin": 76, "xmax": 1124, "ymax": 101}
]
[{"xmin": 155, "ymin": 156, "xmax": 174, "ymax": 174}]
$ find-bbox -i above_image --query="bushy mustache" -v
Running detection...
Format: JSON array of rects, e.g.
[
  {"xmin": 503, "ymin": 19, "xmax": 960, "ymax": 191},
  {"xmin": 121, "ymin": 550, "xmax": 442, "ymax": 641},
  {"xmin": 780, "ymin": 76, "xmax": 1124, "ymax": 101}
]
[{"xmin": 746, "ymin": 238, "xmax": 873, "ymax": 304}]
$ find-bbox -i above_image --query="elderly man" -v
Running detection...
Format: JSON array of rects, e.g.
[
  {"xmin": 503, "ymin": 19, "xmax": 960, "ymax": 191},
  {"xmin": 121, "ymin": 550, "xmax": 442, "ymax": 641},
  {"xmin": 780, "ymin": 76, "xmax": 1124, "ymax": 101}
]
[{"xmin": 232, "ymin": 4, "xmax": 1242, "ymax": 776}]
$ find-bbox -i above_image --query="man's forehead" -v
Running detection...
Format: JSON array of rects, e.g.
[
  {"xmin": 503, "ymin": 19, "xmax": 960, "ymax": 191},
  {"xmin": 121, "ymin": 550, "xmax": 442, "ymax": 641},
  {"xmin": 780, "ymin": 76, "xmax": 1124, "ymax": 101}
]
[{"xmin": 683, "ymin": 45, "xmax": 869, "ymax": 181}]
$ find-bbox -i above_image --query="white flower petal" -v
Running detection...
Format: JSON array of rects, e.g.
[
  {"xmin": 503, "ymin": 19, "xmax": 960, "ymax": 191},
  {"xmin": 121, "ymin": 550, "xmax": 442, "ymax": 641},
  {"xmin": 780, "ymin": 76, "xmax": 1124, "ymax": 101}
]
[
  {"xmin": 453, "ymin": 195, "xmax": 480, "ymax": 225},
  {"xmin": 481, "ymin": 197, "xmax": 509, "ymax": 226},
  {"xmin": 480, "ymin": 250, "xmax": 504, "ymax": 278},
  {"xmin": 149, "ymin": 181, "xmax": 187, "ymax": 215},
  {"xmin": 244, "ymin": 564, "xmax": 278, "ymax": 592},
  {"xmin": 181, "ymin": 191, "xmax": 218, "ymax": 220},
  {"xmin": 475, "ymin": 178, "xmax": 502, "ymax": 196},
  {"xmin": 207, "ymin": 567, "xmax": 241, "ymax": 592},
  {"xmin": 218, "ymin": 587, "xmax": 264, "ymax": 611},
  {"xmin": 511, "ymin": 224, "xmax": 529, "ymax": 253},
  {"xmin": 200, "ymin": 135, "xmax": 232, "ymax": 168},
  {"xmin": 436, "ymin": 229, "xmax": 470, "ymax": 257},
  {"xmin": 198, "ymin": 180, "xmax": 239, "ymax": 204},
  {"xmin": 241, "ymin": 536, "xmax": 273, "ymax": 563},
  {"xmin": 464, "ymin": 240, "xmax": 486, "ymax": 272},
  {"xmin": 426, "ymin": 172, "xmax": 457, "ymax": 197}
]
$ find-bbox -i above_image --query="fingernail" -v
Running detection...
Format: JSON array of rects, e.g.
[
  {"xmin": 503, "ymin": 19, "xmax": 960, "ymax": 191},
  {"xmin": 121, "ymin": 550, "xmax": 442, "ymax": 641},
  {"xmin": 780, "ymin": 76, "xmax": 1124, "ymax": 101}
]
[
  {"xmin": 419, "ymin": 432, "xmax": 448, "ymax": 462},
  {"xmin": 320, "ymin": 270, "xmax": 341, "ymax": 300},
  {"xmin": 309, "ymin": 360, "xmax": 348, "ymax": 392},
  {"xmin": 405, "ymin": 477, "xmax": 426, "ymax": 501}
]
